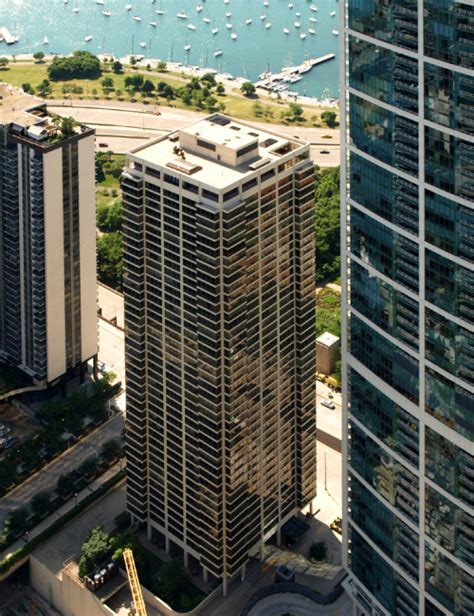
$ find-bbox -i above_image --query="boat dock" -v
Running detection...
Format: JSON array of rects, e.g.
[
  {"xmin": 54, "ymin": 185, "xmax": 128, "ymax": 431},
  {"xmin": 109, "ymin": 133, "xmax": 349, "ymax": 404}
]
[
  {"xmin": 255, "ymin": 53, "xmax": 336, "ymax": 91},
  {"xmin": 0, "ymin": 27, "xmax": 17, "ymax": 45}
]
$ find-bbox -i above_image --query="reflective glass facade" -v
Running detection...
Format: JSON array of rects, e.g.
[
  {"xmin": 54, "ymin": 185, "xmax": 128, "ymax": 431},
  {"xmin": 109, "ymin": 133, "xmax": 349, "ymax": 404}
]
[{"xmin": 343, "ymin": 2, "xmax": 474, "ymax": 614}]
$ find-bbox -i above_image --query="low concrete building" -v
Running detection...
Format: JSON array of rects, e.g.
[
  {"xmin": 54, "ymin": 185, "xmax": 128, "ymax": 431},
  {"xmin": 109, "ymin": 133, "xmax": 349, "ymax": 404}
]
[{"xmin": 316, "ymin": 332, "xmax": 340, "ymax": 376}]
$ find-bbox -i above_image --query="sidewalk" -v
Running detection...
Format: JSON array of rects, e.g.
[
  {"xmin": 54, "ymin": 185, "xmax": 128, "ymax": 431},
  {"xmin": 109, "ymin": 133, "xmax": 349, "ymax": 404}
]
[{"xmin": 0, "ymin": 461, "xmax": 124, "ymax": 562}]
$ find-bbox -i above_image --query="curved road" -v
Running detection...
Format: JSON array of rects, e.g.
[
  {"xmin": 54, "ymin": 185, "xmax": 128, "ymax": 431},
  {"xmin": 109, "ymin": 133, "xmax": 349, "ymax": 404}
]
[
  {"xmin": 49, "ymin": 100, "xmax": 340, "ymax": 166},
  {"xmin": 248, "ymin": 592, "xmax": 352, "ymax": 616}
]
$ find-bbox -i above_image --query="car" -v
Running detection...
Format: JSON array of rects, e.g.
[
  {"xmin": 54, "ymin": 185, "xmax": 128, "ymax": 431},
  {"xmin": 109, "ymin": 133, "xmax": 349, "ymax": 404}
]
[
  {"xmin": 1, "ymin": 436, "xmax": 19, "ymax": 450},
  {"xmin": 0, "ymin": 426, "xmax": 11, "ymax": 438},
  {"xmin": 321, "ymin": 399, "xmax": 336, "ymax": 410},
  {"xmin": 98, "ymin": 142, "xmax": 109, "ymax": 148},
  {"xmin": 319, "ymin": 149, "xmax": 330, "ymax": 154}
]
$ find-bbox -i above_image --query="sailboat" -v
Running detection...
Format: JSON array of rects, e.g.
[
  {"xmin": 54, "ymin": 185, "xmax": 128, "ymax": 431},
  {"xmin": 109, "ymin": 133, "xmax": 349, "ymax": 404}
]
[{"xmin": 156, "ymin": 0, "xmax": 164, "ymax": 15}]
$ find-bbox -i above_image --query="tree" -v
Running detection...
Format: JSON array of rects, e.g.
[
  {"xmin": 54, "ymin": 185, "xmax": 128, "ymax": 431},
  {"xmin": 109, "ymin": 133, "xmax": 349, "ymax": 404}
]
[
  {"xmin": 78, "ymin": 456, "xmax": 97, "ymax": 478},
  {"xmin": 201, "ymin": 72, "xmax": 217, "ymax": 87},
  {"xmin": 157, "ymin": 60, "xmax": 167, "ymax": 72},
  {"xmin": 124, "ymin": 74, "xmax": 144, "ymax": 92},
  {"xmin": 33, "ymin": 51, "xmax": 45, "ymax": 63},
  {"xmin": 216, "ymin": 83, "xmax": 225, "ymax": 95},
  {"xmin": 31, "ymin": 491, "xmax": 51, "ymax": 518},
  {"xmin": 112, "ymin": 60, "xmax": 123, "ymax": 74},
  {"xmin": 288, "ymin": 102, "xmax": 304, "ymax": 119},
  {"xmin": 58, "ymin": 116, "xmax": 77, "ymax": 137},
  {"xmin": 22, "ymin": 83, "xmax": 33, "ymax": 93},
  {"xmin": 37, "ymin": 79, "xmax": 52, "ymax": 97},
  {"xmin": 142, "ymin": 79, "xmax": 155, "ymax": 95},
  {"xmin": 252, "ymin": 101, "xmax": 264, "ymax": 117},
  {"xmin": 101, "ymin": 77, "xmax": 115, "ymax": 95},
  {"xmin": 96, "ymin": 201, "xmax": 122, "ymax": 233},
  {"xmin": 113, "ymin": 511, "xmax": 131, "ymax": 533},
  {"xmin": 97, "ymin": 232, "xmax": 123, "ymax": 291},
  {"xmin": 130, "ymin": 56, "xmax": 137, "ymax": 67},
  {"xmin": 48, "ymin": 50, "xmax": 101, "ymax": 80},
  {"xmin": 321, "ymin": 110, "xmax": 337, "ymax": 128},
  {"xmin": 100, "ymin": 439, "xmax": 121, "ymax": 463},
  {"xmin": 56, "ymin": 473, "xmax": 75, "ymax": 498},
  {"xmin": 315, "ymin": 167, "xmax": 340, "ymax": 283},
  {"xmin": 78, "ymin": 526, "xmax": 114, "ymax": 578},
  {"xmin": 205, "ymin": 96, "xmax": 218, "ymax": 112},
  {"xmin": 240, "ymin": 81, "xmax": 256, "ymax": 97},
  {"xmin": 0, "ymin": 57, "xmax": 9, "ymax": 70},
  {"xmin": 155, "ymin": 560, "xmax": 192, "ymax": 609},
  {"xmin": 5, "ymin": 508, "xmax": 29, "ymax": 536}
]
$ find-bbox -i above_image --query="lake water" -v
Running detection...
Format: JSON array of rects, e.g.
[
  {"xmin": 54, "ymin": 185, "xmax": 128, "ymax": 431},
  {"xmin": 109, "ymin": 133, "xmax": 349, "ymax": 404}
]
[{"xmin": 1, "ymin": 0, "xmax": 340, "ymax": 99}]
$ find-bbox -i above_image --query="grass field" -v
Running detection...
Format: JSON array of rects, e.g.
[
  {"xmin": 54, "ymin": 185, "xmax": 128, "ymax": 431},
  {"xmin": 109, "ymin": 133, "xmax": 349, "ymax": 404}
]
[{"xmin": 0, "ymin": 61, "xmax": 337, "ymax": 128}]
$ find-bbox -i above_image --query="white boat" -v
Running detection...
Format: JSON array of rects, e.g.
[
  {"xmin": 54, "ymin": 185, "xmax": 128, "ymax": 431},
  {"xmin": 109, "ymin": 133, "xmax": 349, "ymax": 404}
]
[
  {"xmin": 43, "ymin": 36, "xmax": 49, "ymax": 44},
  {"xmin": 133, "ymin": 16, "xmax": 141, "ymax": 21},
  {"xmin": 96, "ymin": 0, "xmax": 103, "ymax": 4},
  {"xmin": 283, "ymin": 27, "xmax": 289, "ymax": 34},
  {"xmin": 73, "ymin": 8, "xmax": 80, "ymax": 13},
  {"xmin": 298, "ymin": 64, "xmax": 312, "ymax": 74},
  {"xmin": 296, "ymin": 12, "xmax": 301, "ymax": 17},
  {"xmin": 125, "ymin": 4, "xmax": 132, "ymax": 10},
  {"xmin": 84, "ymin": 35, "xmax": 92, "ymax": 42},
  {"xmin": 187, "ymin": 24, "xmax": 196, "ymax": 30},
  {"xmin": 196, "ymin": 5, "xmax": 203, "ymax": 12},
  {"xmin": 203, "ymin": 17, "xmax": 211, "ymax": 23},
  {"xmin": 211, "ymin": 27, "xmax": 219, "ymax": 35},
  {"xmin": 231, "ymin": 32, "xmax": 238, "ymax": 40},
  {"xmin": 224, "ymin": 0, "xmax": 229, "ymax": 3},
  {"xmin": 300, "ymin": 32, "xmax": 306, "ymax": 39},
  {"xmin": 263, "ymin": 1, "xmax": 269, "ymax": 6},
  {"xmin": 260, "ymin": 14, "xmax": 266, "ymax": 20},
  {"xmin": 289, "ymin": 75, "xmax": 302, "ymax": 83},
  {"xmin": 309, "ymin": 16, "xmax": 317, "ymax": 23},
  {"xmin": 246, "ymin": 18, "xmax": 252, "ymax": 25},
  {"xmin": 294, "ymin": 21, "xmax": 300, "ymax": 28},
  {"xmin": 265, "ymin": 23, "xmax": 271, "ymax": 29},
  {"xmin": 184, "ymin": 44, "xmax": 191, "ymax": 51},
  {"xmin": 226, "ymin": 11, "xmax": 232, "ymax": 17},
  {"xmin": 332, "ymin": 29, "xmax": 339, "ymax": 35},
  {"xmin": 103, "ymin": 11, "xmax": 111, "ymax": 16},
  {"xmin": 150, "ymin": 21, "xmax": 157, "ymax": 27},
  {"xmin": 177, "ymin": 12, "xmax": 188, "ymax": 19},
  {"xmin": 140, "ymin": 41, "xmax": 146, "ymax": 47},
  {"xmin": 309, "ymin": 28, "xmax": 315, "ymax": 34},
  {"xmin": 330, "ymin": 11, "xmax": 336, "ymax": 17},
  {"xmin": 288, "ymin": 2, "xmax": 293, "ymax": 7},
  {"xmin": 214, "ymin": 49, "xmax": 223, "ymax": 57},
  {"xmin": 226, "ymin": 23, "xmax": 232, "ymax": 29},
  {"xmin": 156, "ymin": 9, "xmax": 164, "ymax": 15},
  {"xmin": 310, "ymin": 5, "xmax": 318, "ymax": 11}
]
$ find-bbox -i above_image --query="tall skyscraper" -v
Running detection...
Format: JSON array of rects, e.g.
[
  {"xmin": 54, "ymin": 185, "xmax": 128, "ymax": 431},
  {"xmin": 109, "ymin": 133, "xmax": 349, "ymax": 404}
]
[
  {"xmin": 122, "ymin": 115, "xmax": 316, "ymax": 591},
  {"xmin": 0, "ymin": 84, "xmax": 97, "ymax": 386},
  {"xmin": 341, "ymin": 2, "xmax": 474, "ymax": 615}
]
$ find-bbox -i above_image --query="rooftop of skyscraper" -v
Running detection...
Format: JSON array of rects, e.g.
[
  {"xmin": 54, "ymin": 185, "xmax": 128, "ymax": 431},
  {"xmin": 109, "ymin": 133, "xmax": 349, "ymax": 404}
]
[
  {"xmin": 0, "ymin": 82, "xmax": 90, "ymax": 144},
  {"xmin": 126, "ymin": 114, "xmax": 308, "ymax": 190}
]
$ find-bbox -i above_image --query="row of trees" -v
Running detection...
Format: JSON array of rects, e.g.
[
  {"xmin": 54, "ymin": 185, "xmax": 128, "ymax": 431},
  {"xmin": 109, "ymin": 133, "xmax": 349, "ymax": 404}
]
[
  {"xmin": 0, "ymin": 374, "xmax": 118, "ymax": 497},
  {"xmin": 0, "ymin": 438, "xmax": 122, "ymax": 549}
]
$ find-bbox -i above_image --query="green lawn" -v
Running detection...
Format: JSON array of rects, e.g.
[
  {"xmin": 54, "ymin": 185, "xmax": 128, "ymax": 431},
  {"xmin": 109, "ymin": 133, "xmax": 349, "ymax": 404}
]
[
  {"xmin": 316, "ymin": 287, "xmax": 341, "ymax": 339},
  {"xmin": 0, "ymin": 61, "xmax": 336, "ymax": 127}
]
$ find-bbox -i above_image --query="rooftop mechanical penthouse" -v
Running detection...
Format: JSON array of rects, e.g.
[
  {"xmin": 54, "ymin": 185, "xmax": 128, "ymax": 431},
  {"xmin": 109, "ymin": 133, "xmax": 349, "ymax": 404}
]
[
  {"xmin": 0, "ymin": 84, "xmax": 97, "ymax": 386},
  {"xmin": 122, "ymin": 115, "xmax": 316, "ymax": 592}
]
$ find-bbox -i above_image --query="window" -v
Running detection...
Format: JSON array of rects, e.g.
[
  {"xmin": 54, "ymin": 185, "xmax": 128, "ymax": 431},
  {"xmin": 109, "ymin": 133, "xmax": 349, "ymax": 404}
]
[
  {"xmin": 197, "ymin": 139, "xmax": 216, "ymax": 152},
  {"xmin": 236, "ymin": 142, "xmax": 258, "ymax": 158},
  {"xmin": 146, "ymin": 167, "xmax": 161, "ymax": 179}
]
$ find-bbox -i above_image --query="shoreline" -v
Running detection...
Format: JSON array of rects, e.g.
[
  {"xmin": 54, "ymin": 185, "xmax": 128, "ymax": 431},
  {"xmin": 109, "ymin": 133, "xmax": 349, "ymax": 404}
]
[{"xmin": 1, "ymin": 52, "xmax": 339, "ymax": 109}]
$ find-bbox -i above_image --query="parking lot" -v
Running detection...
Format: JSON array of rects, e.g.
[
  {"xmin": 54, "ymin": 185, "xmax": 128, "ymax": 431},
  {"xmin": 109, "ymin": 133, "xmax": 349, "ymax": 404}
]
[{"xmin": 0, "ymin": 400, "xmax": 41, "ymax": 458}]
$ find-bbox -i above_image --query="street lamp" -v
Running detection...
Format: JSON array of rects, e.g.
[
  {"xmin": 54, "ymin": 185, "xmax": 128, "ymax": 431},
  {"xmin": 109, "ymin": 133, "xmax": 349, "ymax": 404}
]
[{"xmin": 74, "ymin": 492, "xmax": 78, "ymax": 507}]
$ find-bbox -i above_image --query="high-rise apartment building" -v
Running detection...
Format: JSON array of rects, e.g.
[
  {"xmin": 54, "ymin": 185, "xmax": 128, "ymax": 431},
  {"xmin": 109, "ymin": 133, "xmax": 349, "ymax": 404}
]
[
  {"xmin": 341, "ymin": 2, "xmax": 474, "ymax": 615},
  {"xmin": 122, "ymin": 115, "xmax": 316, "ymax": 590},
  {"xmin": 0, "ymin": 84, "xmax": 97, "ymax": 386}
]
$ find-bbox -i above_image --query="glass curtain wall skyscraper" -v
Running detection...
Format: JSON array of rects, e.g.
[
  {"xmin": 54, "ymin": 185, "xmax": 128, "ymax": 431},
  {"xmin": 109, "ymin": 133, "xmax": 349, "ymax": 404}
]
[{"xmin": 341, "ymin": 1, "xmax": 474, "ymax": 615}]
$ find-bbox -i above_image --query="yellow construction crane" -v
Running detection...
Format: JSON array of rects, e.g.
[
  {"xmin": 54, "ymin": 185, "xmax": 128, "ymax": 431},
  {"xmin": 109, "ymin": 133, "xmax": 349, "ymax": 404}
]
[{"xmin": 123, "ymin": 548, "xmax": 147, "ymax": 616}]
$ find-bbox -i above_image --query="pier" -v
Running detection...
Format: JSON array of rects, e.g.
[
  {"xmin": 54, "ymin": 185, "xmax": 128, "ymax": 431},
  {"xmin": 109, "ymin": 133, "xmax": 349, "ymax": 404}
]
[
  {"xmin": 255, "ymin": 53, "xmax": 336, "ymax": 92},
  {"xmin": 0, "ymin": 27, "xmax": 17, "ymax": 45}
]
